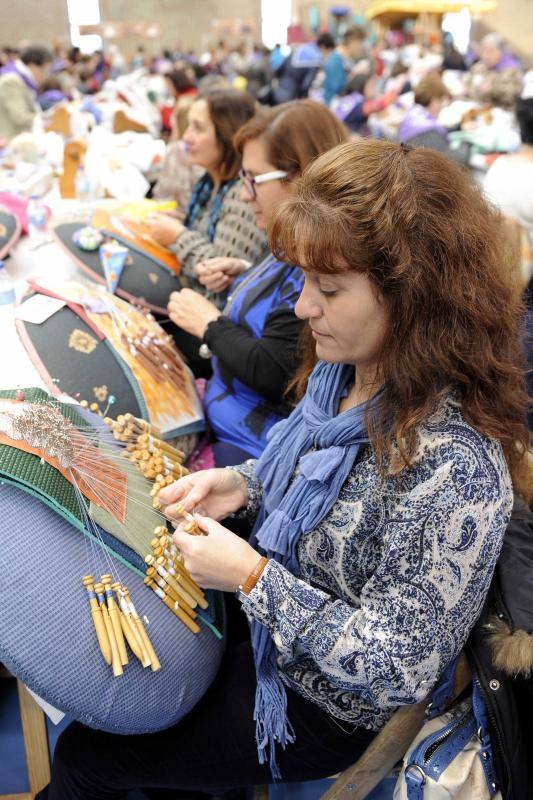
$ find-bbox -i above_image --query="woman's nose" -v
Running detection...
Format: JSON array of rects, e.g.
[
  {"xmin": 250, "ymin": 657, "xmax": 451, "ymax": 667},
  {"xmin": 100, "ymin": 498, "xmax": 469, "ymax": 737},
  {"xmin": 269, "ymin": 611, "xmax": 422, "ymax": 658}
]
[{"xmin": 295, "ymin": 286, "xmax": 322, "ymax": 321}]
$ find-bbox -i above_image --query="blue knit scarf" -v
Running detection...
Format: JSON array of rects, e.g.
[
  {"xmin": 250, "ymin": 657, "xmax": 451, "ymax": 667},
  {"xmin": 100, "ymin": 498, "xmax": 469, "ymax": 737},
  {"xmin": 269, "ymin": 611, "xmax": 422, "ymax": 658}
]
[
  {"xmin": 184, "ymin": 173, "xmax": 237, "ymax": 242},
  {"xmin": 250, "ymin": 360, "xmax": 375, "ymax": 779}
]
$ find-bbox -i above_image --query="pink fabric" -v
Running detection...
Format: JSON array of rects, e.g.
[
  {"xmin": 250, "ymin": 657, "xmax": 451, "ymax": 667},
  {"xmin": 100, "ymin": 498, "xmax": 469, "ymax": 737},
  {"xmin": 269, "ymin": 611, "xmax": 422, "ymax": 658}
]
[
  {"xmin": 0, "ymin": 192, "xmax": 51, "ymax": 235},
  {"xmin": 186, "ymin": 441, "xmax": 215, "ymax": 472}
]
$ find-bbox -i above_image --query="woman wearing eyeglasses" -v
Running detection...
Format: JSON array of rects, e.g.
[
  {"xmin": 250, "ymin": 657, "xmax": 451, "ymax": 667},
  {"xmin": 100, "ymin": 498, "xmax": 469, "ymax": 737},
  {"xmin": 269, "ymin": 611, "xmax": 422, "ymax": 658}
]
[{"xmin": 168, "ymin": 101, "xmax": 349, "ymax": 466}]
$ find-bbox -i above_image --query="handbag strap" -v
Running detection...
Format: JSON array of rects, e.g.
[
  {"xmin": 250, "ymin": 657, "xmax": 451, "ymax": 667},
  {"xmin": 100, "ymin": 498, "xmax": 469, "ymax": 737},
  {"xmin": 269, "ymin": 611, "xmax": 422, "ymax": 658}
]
[
  {"xmin": 404, "ymin": 676, "xmax": 499, "ymax": 800},
  {"xmin": 405, "ymin": 710, "xmax": 477, "ymax": 800},
  {"xmin": 472, "ymin": 679, "xmax": 498, "ymax": 795},
  {"xmin": 426, "ymin": 653, "xmax": 460, "ymax": 719}
]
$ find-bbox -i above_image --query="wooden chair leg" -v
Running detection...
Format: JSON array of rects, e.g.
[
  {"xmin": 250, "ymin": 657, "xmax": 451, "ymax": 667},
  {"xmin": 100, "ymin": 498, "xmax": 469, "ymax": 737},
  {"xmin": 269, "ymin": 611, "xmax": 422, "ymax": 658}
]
[{"xmin": 16, "ymin": 681, "xmax": 51, "ymax": 798}]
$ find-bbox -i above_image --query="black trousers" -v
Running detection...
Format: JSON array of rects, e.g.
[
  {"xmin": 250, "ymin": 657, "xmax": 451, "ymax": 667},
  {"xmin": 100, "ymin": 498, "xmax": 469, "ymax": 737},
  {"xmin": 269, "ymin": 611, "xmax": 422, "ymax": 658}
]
[{"xmin": 46, "ymin": 640, "xmax": 375, "ymax": 800}]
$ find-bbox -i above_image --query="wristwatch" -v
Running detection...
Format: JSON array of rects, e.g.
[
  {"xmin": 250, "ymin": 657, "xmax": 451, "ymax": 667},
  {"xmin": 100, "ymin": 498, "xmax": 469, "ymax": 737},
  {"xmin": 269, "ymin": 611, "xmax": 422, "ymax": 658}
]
[
  {"xmin": 234, "ymin": 584, "xmax": 248, "ymax": 603},
  {"xmin": 234, "ymin": 556, "xmax": 269, "ymax": 603}
]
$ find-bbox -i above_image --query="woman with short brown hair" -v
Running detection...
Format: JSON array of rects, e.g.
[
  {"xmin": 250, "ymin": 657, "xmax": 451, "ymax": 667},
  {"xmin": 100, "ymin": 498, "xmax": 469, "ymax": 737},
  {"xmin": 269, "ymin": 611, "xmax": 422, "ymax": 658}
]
[{"xmin": 45, "ymin": 139, "xmax": 529, "ymax": 799}]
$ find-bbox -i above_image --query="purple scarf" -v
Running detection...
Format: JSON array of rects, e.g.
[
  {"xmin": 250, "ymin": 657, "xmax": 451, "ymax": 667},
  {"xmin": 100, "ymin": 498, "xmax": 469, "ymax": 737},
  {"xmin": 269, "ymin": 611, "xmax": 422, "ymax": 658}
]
[
  {"xmin": 0, "ymin": 61, "xmax": 38, "ymax": 95},
  {"xmin": 494, "ymin": 52, "xmax": 521, "ymax": 71},
  {"xmin": 398, "ymin": 104, "xmax": 448, "ymax": 143}
]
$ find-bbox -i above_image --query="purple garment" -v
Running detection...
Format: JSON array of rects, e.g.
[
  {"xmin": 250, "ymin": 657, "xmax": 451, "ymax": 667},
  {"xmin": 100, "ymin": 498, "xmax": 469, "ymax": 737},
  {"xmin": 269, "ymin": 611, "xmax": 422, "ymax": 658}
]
[
  {"xmin": 332, "ymin": 92, "xmax": 364, "ymax": 122},
  {"xmin": 398, "ymin": 104, "xmax": 448, "ymax": 143},
  {"xmin": 494, "ymin": 52, "xmax": 521, "ymax": 71},
  {"xmin": 38, "ymin": 89, "xmax": 67, "ymax": 111},
  {"xmin": 0, "ymin": 61, "xmax": 38, "ymax": 95}
]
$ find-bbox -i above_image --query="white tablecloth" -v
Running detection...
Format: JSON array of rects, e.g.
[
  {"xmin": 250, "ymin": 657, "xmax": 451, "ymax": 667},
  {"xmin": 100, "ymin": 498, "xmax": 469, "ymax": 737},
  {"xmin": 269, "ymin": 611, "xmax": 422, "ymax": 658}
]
[{"xmin": 0, "ymin": 232, "xmax": 80, "ymax": 390}]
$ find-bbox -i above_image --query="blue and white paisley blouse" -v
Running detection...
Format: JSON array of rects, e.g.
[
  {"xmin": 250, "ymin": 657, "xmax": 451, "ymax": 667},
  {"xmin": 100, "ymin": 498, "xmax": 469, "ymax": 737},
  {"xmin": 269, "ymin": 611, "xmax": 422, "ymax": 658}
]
[{"xmin": 233, "ymin": 396, "xmax": 513, "ymax": 731}]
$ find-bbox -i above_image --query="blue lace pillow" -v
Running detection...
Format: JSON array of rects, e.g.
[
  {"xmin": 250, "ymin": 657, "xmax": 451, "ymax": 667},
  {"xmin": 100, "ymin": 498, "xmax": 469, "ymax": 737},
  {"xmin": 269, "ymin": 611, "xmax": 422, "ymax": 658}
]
[{"xmin": 0, "ymin": 481, "xmax": 225, "ymax": 734}]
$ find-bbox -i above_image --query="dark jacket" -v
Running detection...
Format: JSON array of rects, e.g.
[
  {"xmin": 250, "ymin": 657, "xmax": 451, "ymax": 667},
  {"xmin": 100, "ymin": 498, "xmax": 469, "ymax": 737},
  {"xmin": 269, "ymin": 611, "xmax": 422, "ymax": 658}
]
[{"xmin": 466, "ymin": 497, "xmax": 533, "ymax": 799}]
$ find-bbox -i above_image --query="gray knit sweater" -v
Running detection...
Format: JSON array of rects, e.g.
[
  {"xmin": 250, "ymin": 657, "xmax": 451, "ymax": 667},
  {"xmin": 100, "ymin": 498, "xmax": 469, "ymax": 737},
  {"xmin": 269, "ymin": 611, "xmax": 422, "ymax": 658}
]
[{"xmin": 172, "ymin": 179, "xmax": 268, "ymax": 305}]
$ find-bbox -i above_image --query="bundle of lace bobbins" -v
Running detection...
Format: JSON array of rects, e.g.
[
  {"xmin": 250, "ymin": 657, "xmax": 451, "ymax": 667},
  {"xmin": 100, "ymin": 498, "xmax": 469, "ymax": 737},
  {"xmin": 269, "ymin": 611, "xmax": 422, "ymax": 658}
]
[
  {"xmin": 102, "ymin": 413, "xmax": 202, "ymax": 533},
  {"xmin": 104, "ymin": 413, "xmax": 188, "ymax": 482},
  {"xmin": 82, "ymin": 574, "xmax": 161, "ymax": 676},
  {"xmin": 143, "ymin": 526, "xmax": 207, "ymax": 635},
  {"xmin": 101, "ymin": 412, "xmax": 207, "ymax": 626}
]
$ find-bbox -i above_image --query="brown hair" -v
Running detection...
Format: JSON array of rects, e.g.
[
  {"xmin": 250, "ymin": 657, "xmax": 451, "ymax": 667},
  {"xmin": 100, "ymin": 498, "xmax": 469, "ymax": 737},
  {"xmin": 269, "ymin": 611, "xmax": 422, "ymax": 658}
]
[
  {"xmin": 270, "ymin": 139, "xmax": 531, "ymax": 499},
  {"xmin": 344, "ymin": 25, "xmax": 366, "ymax": 43},
  {"xmin": 172, "ymin": 94, "xmax": 196, "ymax": 140},
  {"xmin": 234, "ymin": 99, "xmax": 349, "ymax": 177},
  {"xmin": 199, "ymin": 88, "xmax": 257, "ymax": 181},
  {"xmin": 414, "ymin": 73, "xmax": 450, "ymax": 107}
]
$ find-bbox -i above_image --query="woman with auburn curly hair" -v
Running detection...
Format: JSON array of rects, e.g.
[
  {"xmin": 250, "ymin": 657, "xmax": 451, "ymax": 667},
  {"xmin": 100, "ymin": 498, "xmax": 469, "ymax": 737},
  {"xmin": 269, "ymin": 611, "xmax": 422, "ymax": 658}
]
[{"xmin": 44, "ymin": 140, "xmax": 530, "ymax": 799}]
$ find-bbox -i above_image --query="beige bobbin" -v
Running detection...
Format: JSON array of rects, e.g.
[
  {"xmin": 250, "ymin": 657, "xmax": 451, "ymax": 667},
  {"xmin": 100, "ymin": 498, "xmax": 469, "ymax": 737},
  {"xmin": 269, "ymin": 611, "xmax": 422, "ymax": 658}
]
[
  {"xmin": 111, "ymin": 582, "xmax": 147, "ymax": 665},
  {"xmin": 82, "ymin": 575, "xmax": 112, "ymax": 666},
  {"xmin": 144, "ymin": 578, "xmax": 200, "ymax": 634},
  {"xmin": 101, "ymin": 574, "xmax": 128, "ymax": 666},
  {"xmin": 151, "ymin": 555, "xmax": 198, "ymax": 612},
  {"xmin": 123, "ymin": 587, "xmax": 161, "ymax": 672},
  {"xmin": 94, "ymin": 582, "xmax": 123, "ymax": 677}
]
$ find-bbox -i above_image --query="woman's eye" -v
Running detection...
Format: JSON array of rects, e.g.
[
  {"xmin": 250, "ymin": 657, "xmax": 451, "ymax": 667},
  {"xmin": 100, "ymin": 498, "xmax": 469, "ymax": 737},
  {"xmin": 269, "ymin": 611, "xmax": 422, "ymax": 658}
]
[{"xmin": 319, "ymin": 287, "xmax": 338, "ymax": 297}]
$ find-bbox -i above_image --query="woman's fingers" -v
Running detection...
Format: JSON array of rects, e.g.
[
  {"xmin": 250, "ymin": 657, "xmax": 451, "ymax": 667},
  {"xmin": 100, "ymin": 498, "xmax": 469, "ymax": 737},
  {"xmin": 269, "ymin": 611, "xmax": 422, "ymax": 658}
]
[
  {"xmin": 200, "ymin": 272, "xmax": 230, "ymax": 291},
  {"xmin": 158, "ymin": 477, "xmax": 209, "ymax": 511},
  {"xmin": 163, "ymin": 488, "xmax": 206, "ymax": 518},
  {"xmin": 157, "ymin": 478, "xmax": 189, "ymax": 504}
]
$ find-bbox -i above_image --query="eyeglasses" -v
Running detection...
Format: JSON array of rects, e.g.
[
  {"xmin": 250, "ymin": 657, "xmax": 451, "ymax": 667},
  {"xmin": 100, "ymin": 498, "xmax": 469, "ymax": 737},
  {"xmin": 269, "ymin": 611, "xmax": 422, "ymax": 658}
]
[{"xmin": 239, "ymin": 168, "xmax": 289, "ymax": 200}]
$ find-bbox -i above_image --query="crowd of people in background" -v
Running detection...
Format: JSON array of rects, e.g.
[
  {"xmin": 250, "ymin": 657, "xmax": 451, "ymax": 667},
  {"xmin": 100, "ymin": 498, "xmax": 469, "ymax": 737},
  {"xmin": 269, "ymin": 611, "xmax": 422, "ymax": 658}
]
[
  {"xmin": 0, "ymin": 26, "xmax": 528, "ymax": 120},
  {"xmin": 2, "ymin": 20, "xmax": 530, "ymax": 426}
]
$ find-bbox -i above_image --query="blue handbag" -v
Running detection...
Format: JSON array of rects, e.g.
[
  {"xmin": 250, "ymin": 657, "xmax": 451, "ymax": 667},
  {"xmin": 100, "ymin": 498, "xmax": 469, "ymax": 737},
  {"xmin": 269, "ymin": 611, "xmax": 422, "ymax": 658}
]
[{"xmin": 394, "ymin": 668, "xmax": 500, "ymax": 800}]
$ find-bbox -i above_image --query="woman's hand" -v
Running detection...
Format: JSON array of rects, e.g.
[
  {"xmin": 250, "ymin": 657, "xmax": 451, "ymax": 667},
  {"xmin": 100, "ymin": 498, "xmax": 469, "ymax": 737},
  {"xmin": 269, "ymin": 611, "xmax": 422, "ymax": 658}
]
[
  {"xmin": 173, "ymin": 515, "xmax": 262, "ymax": 591},
  {"xmin": 158, "ymin": 467, "xmax": 249, "ymax": 521},
  {"xmin": 194, "ymin": 257, "xmax": 250, "ymax": 293},
  {"xmin": 147, "ymin": 212, "xmax": 185, "ymax": 246},
  {"xmin": 167, "ymin": 289, "xmax": 221, "ymax": 338}
]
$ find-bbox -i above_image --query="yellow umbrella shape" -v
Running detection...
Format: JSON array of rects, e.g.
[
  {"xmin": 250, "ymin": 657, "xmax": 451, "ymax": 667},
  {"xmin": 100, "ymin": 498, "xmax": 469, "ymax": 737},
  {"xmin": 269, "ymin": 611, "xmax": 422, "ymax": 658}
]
[{"xmin": 365, "ymin": 0, "xmax": 496, "ymax": 19}]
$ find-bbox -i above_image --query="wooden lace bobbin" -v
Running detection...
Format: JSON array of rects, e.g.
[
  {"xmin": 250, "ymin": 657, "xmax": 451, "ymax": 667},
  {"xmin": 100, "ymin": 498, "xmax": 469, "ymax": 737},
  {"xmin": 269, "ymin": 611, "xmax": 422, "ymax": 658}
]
[
  {"xmin": 161, "ymin": 458, "xmax": 184, "ymax": 478},
  {"xmin": 111, "ymin": 582, "xmax": 147, "ymax": 666},
  {"xmin": 122, "ymin": 587, "xmax": 161, "ymax": 672},
  {"xmin": 154, "ymin": 472, "xmax": 175, "ymax": 491},
  {"xmin": 173, "ymin": 502, "xmax": 203, "ymax": 536},
  {"xmin": 123, "ymin": 413, "xmax": 162, "ymax": 439},
  {"xmin": 101, "ymin": 574, "xmax": 128, "ymax": 666},
  {"xmin": 93, "ymin": 582, "xmax": 123, "ymax": 677},
  {"xmin": 150, "ymin": 477, "xmax": 173, "ymax": 498},
  {"xmin": 145, "ymin": 566, "xmax": 197, "ymax": 621},
  {"xmin": 82, "ymin": 575, "xmax": 112, "ymax": 666},
  {"xmin": 155, "ymin": 530, "xmax": 207, "ymax": 602},
  {"xmin": 160, "ymin": 556, "xmax": 208, "ymax": 611},
  {"xmin": 145, "ymin": 565, "xmax": 181, "ymax": 605},
  {"xmin": 144, "ymin": 578, "xmax": 200, "ymax": 635},
  {"xmin": 145, "ymin": 554, "xmax": 197, "ymax": 614},
  {"xmin": 137, "ymin": 433, "xmax": 185, "ymax": 463},
  {"xmin": 153, "ymin": 552, "xmax": 199, "ymax": 610},
  {"xmin": 156, "ymin": 538, "xmax": 207, "ymax": 608}
]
